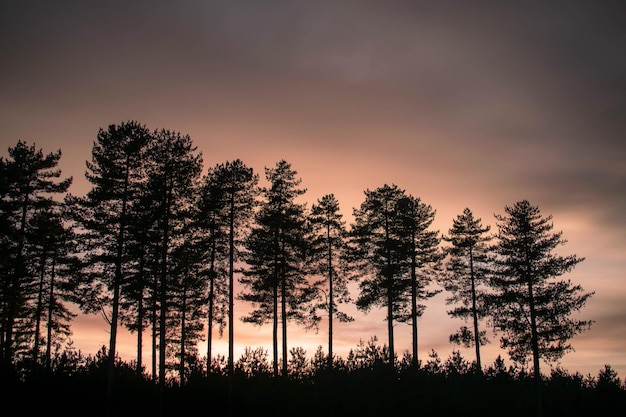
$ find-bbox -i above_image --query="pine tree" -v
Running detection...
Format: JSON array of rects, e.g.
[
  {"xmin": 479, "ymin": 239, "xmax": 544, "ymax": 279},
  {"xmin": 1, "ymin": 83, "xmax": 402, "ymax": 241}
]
[
  {"xmin": 197, "ymin": 167, "xmax": 229, "ymax": 370},
  {"xmin": 73, "ymin": 121, "xmax": 151, "ymax": 413},
  {"xmin": 0, "ymin": 141, "xmax": 72, "ymax": 368},
  {"xmin": 308, "ymin": 193, "xmax": 353, "ymax": 369},
  {"xmin": 198, "ymin": 159, "xmax": 258, "ymax": 376},
  {"xmin": 490, "ymin": 200, "xmax": 593, "ymax": 378},
  {"xmin": 117, "ymin": 187, "xmax": 160, "ymax": 376},
  {"xmin": 147, "ymin": 128, "xmax": 202, "ymax": 390},
  {"xmin": 395, "ymin": 195, "xmax": 442, "ymax": 367},
  {"xmin": 440, "ymin": 208, "xmax": 492, "ymax": 372},
  {"xmin": 27, "ymin": 207, "xmax": 81, "ymax": 370},
  {"xmin": 240, "ymin": 160, "xmax": 316, "ymax": 377},
  {"xmin": 168, "ymin": 222, "xmax": 206, "ymax": 385},
  {"xmin": 349, "ymin": 184, "xmax": 409, "ymax": 367}
]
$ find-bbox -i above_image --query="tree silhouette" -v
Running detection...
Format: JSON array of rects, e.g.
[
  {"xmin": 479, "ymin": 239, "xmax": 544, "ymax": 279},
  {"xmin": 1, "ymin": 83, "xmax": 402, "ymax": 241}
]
[
  {"xmin": 73, "ymin": 121, "xmax": 151, "ymax": 413},
  {"xmin": 198, "ymin": 159, "xmax": 258, "ymax": 377},
  {"xmin": 395, "ymin": 194, "xmax": 442, "ymax": 367},
  {"xmin": 169, "ymin": 222, "xmax": 207, "ymax": 386},
  {"xmin": 489, "ymin": 200, "xmax": 594, "ymax": 416},
  {"xmin": 0, "ymin": 140, "xmax": 72, "ymax": 368},
  {"xmin": 490, "ymin": 200, "xmax": 593, "ymax": 374},
  {"xmin": 147, "ymin": 128, "xmax": 202, "ymax": 393},
  {"xmin": 440, "ymin": 208, "xmax": 492, "ymax": 372},
  {"xmin": 349, "ymin": 184, "xmax": 409, "ymax": 367},
  {"xmin": 197, "ymin": 167, "xmax": 230, "ymax": 369},
  {"xmin": 240, "ymin": 160, "xmax": 317, "ymax": 376},
  {"xmin": 27, "ymin": 207, "xmax": 81, "ymax": 370},
  {"xmin": 308, "ymin": 193, "xmax": 353, "ymax": 369}
]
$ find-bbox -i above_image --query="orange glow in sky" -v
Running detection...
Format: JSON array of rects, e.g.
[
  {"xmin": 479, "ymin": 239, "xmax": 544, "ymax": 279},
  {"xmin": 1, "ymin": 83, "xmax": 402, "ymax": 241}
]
[{"xmin": 1, "ymin": 1, "xmax": 625, "ymax": 379}]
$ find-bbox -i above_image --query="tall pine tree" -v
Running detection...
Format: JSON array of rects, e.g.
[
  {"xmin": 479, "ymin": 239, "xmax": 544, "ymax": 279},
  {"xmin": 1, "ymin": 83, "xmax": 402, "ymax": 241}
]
[
  {"xmin": 395, "ymin": 195, "xmax": 442, "ymax": 367},
  {"xmin": 440, "ymin": 207, "xmax": 492, "ymax": 372},
  {"xmin": 198, "ymin": 159, "xmax": 258, "ymax": 375},
  {"xmin": 75, "ymin": 121, "xmax": 152, "ymax": 414},
  {"xmin": 240, "ymin": 160, "xmax": 316, "ymax": 376},
  {"xmin": 490, "ymin": 200, "xmax": 593, "ymax": 377},
  {"xmin": 0, "ymin": 141, "xmax": 72, "ymax": 368},
  {"xmin": 27, "ymin": 207, "xmax": 81, "ymax": 370},
  {"xmin": 349, "ymin": 184, "xmax": 409, "ymax": 367},
  {"xmin": 147, "ymin": 128, "xmax": 202, "ymax": 390},
  {"xmin": 308, "ymin": 194, "xmax": 353, "ymax": 369}
]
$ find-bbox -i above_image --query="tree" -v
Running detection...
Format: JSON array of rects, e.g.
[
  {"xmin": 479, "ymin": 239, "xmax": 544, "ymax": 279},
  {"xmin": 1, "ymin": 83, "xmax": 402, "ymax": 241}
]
[
  {"xmin": 0, "ymin": 141, "xmax": 72, "ymax": 368},
  {"xmin": 395, "ymin": 195, "xmax": 442, "ymax": 367},
  {"xmin": 197, "ymin": 168, "xmax": 229, "ymax": 370},
  {"xmin": 27, "ymin": 207, "xmax": 81, "ymax": 370},
  {"xmin": 74, "ymin": 121, "xmax": 151, "ymax": 411},
  {"xmin": 440, "ymin": 208, "xmax": 492, "ymax": 372},
  {"xmin": 489, "ymin": 200, "xmax": 593, "ymax": 380},
  {"xmin": 198, "ymin": 159, "xmax": 258, "ymax": 376},
  {"xmin": 240, "ymin": 160, "xmax": 316, "ymax": 377},
  {"xmin": 308, "ymin": 194, "xmax": 353, "ymax": 369},
  {"xmin": 147, "ymin": 128, "xmax": 202, "ymax": 389},
  {"xmin": 117, "ymin": 187, "xmax": 160, "ymax": 377},
  {"xmin": 168, "ymin": 222, "xmax": 206, "ymax": 385},
  {"xmin": 349, "ymin": 184, "xmax": 409, "ymax": 367}
]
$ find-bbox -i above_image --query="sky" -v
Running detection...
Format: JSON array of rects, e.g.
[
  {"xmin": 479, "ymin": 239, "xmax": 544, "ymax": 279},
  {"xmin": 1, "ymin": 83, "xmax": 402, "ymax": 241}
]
[{"xmin": 1, "ymin": 1, "xmax": 625, "ymax": 379}]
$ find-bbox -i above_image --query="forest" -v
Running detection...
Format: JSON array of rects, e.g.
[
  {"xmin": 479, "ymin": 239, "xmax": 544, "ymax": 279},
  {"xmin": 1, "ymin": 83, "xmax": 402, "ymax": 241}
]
[{"xmin": 1, "ymin": 120, "xmax": 623, "ymax": 416}]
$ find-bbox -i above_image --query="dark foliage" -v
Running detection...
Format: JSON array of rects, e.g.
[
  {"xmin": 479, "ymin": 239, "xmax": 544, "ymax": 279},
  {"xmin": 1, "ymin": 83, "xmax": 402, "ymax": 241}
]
[{"xmin": 4, "ymin": 346, "xmax": 624, "ymax": 417}]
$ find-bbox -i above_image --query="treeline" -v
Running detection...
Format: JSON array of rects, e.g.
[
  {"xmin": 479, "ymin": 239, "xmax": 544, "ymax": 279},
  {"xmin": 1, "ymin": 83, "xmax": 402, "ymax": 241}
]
[
  {"xmin": 0, "ymin": 120, "xmax": 600, "ymax": 398},
  {"xmin": 6, "ymin": 340, "xmax": 626, "ymax": 416}
]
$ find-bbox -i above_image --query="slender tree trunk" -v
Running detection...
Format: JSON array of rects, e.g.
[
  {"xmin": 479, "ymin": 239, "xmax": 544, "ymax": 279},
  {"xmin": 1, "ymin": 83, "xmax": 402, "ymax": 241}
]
[
  {"xmin": 151, "ymin": 268, "xmax": 158, "ymax": 382},
  {"xmin": 179, "ymin": 283, "xmax": 187, "ymax": 386},
  {"xmin": 272, "ymin": 280, "xmax": 278, "ymax": 377},
  {"xmin": 410, "ymin": 251, "xmax": 418, "ymax": 367},
  {"xmin": 387, "ymin": 287, "xmax": 394, "ymax": 367},
  {"xmin": 136, "ymin": 248, "xmax": 146, "ymax": 375},
  {"xmin": 33, "ymin": 249, "xmax": 47, "ymax": 369},
  {"xmin": 158, "ymin": 181, "xmax": 171, "ymax": 413},
  {"xmin": 228, "ymin": 190, "xmax": 235, "ymax": 417},
  {"xmin": 45, "ymin": 249, "xmax": 57, "ymax": 369},
  {"xmin": 281, "ymin": 268, "xmax": 288, "ymax": 377},
  {"xmin": 327, "ymin": 223, "xmax": 333, "ymax": 369},
  {"xmin": 528, "ymin": 281, "xmax": 540, "ymax": 379},
  {"xmin": 228, "ymin": 193, "xmax": 236, "ymax": 370},
  {"xmin": 469, "ymin": 247, "xmax": 482, "ymax": 373},
  {"xmin": 272, "ymin": 227, "xmax": 280, "ymax": 377},
  {"xmin": 207, "ymin": 233, "xmax": 216, "ymax": 370},
  {"xmin": 384, "ymin": 214, "xmax": 394, "ymax": 367},
  {"xmin": 279, "ymin": 226, "xmax": 288, "ymax": 377},
  {"xmin": 107, "ymin": 157, "xmax": 130, "ymax": 417},
  {"xmin": 524, "ymin": 235, "xmax": 543, "ymax": 417},
  {"xmin": 528, "ymin": 278, "xmax": 543, "ymax": 417}
]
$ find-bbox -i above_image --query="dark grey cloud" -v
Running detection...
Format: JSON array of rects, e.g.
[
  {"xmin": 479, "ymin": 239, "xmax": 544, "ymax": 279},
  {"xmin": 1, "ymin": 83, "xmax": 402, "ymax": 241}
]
[{"xmin": 2, "ymin": 0, "xmax": 624, "ymax": 377}]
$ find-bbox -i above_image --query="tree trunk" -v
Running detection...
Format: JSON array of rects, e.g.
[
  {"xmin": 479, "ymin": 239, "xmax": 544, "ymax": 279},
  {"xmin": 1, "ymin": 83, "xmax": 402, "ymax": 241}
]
[
  {"xmin": 33, "ymin": 247, "xmax": 47, "ymax": 369},
  {"xmin": 107, "ymin": 157, "xmax": 130, "ymax": 417},
  {"xmin": 228, "ymin": 190, "xmax": 235, "ymax": 417},
  {"xmin": 411, "ymin": 250, "xmax": 418, "ymax": 367},
  {"xmin": 45, "ymin": 250, "xmax": 57, "ymax": 369},
  {"xmin": 469, "ymin": 247, "xmax": 482, "ymax": 373},
  {"xmin": 207, "ymin": 233, "xmax": 216, "ymax": 371},
  {"xmin": 385, "ymin": 212, "xmax": 394, "ymax": 367},
  {"xmin": 179, "ymin": 283, "xmax": 187, "ymax": 385},
  {"xmin": 327, "ymin": 223, "xmax": 333, "ymax": 369},
  {"xmin": 158, "ymin": 180, "xmax": 171, "ymax": 413},
  {"xmin": 228, "ymin": 191, "xmax": 236, "ymax": 373},
  {"xmin": 136, "ymin": 248, "xmax": 146, "ymax": 375}
]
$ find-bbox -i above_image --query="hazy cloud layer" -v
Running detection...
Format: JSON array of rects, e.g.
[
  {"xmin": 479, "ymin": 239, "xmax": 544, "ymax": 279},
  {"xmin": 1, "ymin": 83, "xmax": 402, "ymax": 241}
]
[{"xmin": 1, "ymin": 0, "xmax": 624, "ymax": 377}]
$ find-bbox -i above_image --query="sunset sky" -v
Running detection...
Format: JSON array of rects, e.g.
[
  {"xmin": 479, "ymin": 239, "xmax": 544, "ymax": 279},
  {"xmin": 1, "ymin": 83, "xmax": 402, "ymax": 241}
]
[{"xmin": 1, "ymin": 1, "xmax": 625, "ymax": 378}]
